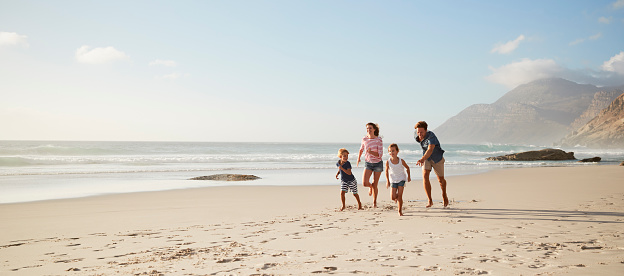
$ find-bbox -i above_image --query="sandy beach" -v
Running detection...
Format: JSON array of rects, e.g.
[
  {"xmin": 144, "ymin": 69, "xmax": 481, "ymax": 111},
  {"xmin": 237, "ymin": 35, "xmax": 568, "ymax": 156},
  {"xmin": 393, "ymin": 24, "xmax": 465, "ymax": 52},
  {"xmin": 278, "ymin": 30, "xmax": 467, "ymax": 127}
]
[{"xmin": 1, "ymin": 166, "xmax": 623, "ymax": 275}]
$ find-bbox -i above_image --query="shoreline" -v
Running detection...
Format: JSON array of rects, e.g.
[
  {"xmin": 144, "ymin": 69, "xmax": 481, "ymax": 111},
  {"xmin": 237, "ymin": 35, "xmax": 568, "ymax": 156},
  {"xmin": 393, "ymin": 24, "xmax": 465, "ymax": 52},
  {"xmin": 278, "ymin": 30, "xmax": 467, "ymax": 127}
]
[
  {"xmin": 1, "ymin": 166, "xmax": 623, "ymax": 275},
  {"xmin": 2, "ymin": 161, "xmax": 615, "ymax": 205},
  {"xmin": 0, "ymin": 165, "xmax": 493, "ymax": 205},
  {"xmin": 3, "ymin": 140, "xmax": 624, "ymax": 206}
]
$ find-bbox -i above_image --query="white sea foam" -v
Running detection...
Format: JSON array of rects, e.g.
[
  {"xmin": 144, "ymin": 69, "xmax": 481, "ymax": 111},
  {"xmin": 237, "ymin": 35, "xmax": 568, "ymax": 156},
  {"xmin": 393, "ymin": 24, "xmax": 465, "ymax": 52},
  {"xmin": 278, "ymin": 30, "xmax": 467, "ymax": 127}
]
[{"xmin": 1, "ymin": 141, "xmax": 622, "ymax": 203}]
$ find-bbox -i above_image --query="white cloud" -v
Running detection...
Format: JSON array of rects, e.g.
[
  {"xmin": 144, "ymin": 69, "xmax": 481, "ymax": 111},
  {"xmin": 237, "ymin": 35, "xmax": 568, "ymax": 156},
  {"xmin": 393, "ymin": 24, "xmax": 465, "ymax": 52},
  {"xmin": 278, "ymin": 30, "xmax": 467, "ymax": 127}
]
[
  {"xmin": 149, "ymin": 59, "xmax": 177, "ymax": 67},
  {"xmin": 589, "ymin": 32, "xmax": 602, "ymax": 40},
  {"xmin": 491, "ymin": 35, "xmax": 525, "ymax": 54},
  {"xmin": 569, "ymin": 32, "xmax": 602, "ymax": 46},
  {"xmin": 569, "ymin": 38, "xmax": 585, "ymax": 46},
  {"xmin": 598, "ymin": 17, "xmax": 612, "ymax": 24},
  {"xmin": 0, "ymin": 31, "xmax": 29, "ymax": 47},
  {"xmin": 163, "ymin": 73, "xmax": 181, "ymax": 80},
  {"xmin": 602, "ymin": 51, "xmax": 624, "ymax": 74},
  {"xmin": 613, "ymin": 0, "xmax": 624, "ymax": 9},
  {"xmin": 486, "ymin": 54, "xmax": 624, "ymax": 88},
  {"xmin": 156, "ymin": 73, "xmax": 190, "ymax": 80},
  {"xmin": 485, "ymin": 58, "xmax": 564, "ymax": 88},
  {"xmin": 75, "ymin": 45, "xmax": 129, "ymax": 64}
]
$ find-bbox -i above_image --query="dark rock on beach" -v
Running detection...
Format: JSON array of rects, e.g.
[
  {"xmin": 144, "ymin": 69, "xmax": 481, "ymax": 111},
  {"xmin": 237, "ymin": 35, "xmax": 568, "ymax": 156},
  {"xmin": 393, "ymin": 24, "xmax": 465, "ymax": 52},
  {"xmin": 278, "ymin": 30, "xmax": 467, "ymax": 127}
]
[
  {"xmin": 190, "ymin": 174, "xmax": 261, "ymax": 181},
  {"xmin": 486, "ymin": 148, "xmax": 575, "ymax": 161},
  {"xmin": 578, "ymin": 157, "xmax": 601, "ymax": 163}
]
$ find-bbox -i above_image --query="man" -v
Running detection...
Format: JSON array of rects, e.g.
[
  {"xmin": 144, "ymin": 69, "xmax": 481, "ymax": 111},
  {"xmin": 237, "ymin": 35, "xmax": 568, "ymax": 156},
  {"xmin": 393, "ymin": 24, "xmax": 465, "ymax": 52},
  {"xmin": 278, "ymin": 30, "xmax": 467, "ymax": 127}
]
[{"xmin": 414, "ymin": 121, "xmax": 448, "ymax": 208}]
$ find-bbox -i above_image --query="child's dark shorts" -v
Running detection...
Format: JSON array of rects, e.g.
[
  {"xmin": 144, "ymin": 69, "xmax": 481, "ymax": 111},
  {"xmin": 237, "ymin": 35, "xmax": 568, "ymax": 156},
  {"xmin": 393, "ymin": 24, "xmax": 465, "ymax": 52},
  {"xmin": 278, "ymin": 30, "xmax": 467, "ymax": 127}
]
[
  {"xmin": 341, "ymin": 179, "xmax": 358, "ymax": 194},
  {"xmin": 391, "ymin": 181, "xmax": 406, "ymax": 189}
]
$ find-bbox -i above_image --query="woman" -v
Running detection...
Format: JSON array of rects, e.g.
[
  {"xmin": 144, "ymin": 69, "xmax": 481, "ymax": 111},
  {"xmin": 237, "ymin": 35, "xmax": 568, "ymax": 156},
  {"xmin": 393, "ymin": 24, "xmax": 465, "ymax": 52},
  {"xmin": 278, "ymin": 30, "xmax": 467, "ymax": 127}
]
[{"xmin": 357, "ymin": 122, "xmax": 383, "ymax": 208}]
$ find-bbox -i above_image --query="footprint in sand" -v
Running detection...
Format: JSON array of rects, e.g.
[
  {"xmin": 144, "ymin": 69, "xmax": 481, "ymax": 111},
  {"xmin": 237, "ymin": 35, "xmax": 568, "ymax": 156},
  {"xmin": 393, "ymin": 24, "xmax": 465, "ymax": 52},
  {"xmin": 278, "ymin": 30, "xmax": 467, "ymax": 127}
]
[
  {"xmin": 455, "ymin": 268, "xmax": 489, "ymax": 275},
  {"xmin": 311, "ymin": 266, "xmax": 338, "ymax": 273},
  {"xmin": 257, "ymin": 262, "xmax": 279, "ymax": 270},
  {"xmin": 260, "ymin": 237, "xmax": 277, "ymax": 244},
  {"xmin": 1, "ymin": 242, "xmax": 26, "ymax": 248},
  {"xmin": 528, "ymin": 262, "xmax": 546, "ymax": 268}
]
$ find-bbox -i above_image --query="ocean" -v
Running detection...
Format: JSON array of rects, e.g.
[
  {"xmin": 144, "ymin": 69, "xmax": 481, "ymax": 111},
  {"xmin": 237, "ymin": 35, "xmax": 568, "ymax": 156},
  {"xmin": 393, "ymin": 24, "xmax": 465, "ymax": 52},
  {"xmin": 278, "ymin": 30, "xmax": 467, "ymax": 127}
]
[{"xmin": 1, "ymin": 140, "xmax": 623, "ymax": 204}]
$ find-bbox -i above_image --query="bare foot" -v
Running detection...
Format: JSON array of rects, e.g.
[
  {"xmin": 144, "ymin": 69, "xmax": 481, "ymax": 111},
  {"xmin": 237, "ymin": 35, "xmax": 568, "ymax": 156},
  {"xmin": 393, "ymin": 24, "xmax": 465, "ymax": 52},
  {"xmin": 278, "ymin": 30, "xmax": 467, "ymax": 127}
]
[
  {"xmin": 368, "ymin": 187, "xmax": 373, "ymax": 196},
  {"xmin": 398, "ymin": 211, "xmax": 403, "ymax": 216},
  {"xmin": 426, "ymin": 202, "xmax": 433, "ymax": 208},
  {"xmin": 340, "ymin": 206, "xmax": 345, "ymax": 211},
  {"xmin": 443, "ymin": 197, "xmax": 449, "ymax": 207},
  {"xmin": 373, "ymin": 202, "xmax": 377, "ymax": 208},
  {"xmin": 358, "ymin": 206, "xmax": 363, "ymax": 210}
]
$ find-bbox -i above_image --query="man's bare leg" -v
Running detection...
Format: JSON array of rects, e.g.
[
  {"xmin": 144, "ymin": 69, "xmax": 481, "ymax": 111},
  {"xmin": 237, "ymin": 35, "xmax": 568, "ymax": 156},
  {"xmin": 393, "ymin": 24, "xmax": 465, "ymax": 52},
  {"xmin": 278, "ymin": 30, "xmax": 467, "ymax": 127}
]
[
  {"xmin": 437, "ymin": 175, "xmax": 448, "ymax": 207},
  {"xmin": 423, "ymin": 169, "xmax": 433, "ymax": 208}
]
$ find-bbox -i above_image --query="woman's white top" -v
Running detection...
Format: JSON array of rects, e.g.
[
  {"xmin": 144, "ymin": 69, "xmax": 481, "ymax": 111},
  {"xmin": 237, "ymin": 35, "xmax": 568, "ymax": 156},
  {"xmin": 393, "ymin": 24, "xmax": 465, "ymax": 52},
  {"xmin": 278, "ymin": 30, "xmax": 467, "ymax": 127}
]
[{"xmin": 388, "ymin": 157, "xmax": 407, "ymax": 184}]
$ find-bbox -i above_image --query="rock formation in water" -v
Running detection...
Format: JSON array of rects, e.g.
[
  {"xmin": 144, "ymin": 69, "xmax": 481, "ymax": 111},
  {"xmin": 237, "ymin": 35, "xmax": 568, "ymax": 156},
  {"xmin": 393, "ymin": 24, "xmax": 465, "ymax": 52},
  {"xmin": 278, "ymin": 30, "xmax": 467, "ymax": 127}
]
[
  {"xmin": 190, "ymin": 174, "xmax": 261, "ymax": 181},
  {"xmin": 486, "ymin": 148, "xmax": 575, "ymax": 161},
  {"xmin": 578, "ymin": 157, "xmax": 601, "ymax": 162}
]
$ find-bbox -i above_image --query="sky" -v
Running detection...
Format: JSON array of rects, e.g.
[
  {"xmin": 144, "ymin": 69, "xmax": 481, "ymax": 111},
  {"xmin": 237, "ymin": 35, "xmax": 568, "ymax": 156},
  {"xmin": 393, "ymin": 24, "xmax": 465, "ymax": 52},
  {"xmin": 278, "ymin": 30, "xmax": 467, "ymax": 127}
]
[{"xmin": 1, "ymin": 0, "xmax": 624, "ymax": 143}]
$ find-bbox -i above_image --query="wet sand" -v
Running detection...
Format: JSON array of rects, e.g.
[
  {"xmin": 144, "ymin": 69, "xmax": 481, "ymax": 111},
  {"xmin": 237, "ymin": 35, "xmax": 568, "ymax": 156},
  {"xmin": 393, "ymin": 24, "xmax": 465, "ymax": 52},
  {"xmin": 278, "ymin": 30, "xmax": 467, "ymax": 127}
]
[{"xmin": 1, "ymin": 166, "xmax": 623, "ymax": 275}]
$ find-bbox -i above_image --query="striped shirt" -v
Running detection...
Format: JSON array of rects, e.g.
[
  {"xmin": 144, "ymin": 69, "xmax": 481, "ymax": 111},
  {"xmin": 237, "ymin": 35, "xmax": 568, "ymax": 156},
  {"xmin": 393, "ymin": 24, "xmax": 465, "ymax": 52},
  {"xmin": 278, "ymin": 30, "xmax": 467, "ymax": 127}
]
[{"xmin": 360, "ymin": 136, "xmax": 383, "ymax": 163}]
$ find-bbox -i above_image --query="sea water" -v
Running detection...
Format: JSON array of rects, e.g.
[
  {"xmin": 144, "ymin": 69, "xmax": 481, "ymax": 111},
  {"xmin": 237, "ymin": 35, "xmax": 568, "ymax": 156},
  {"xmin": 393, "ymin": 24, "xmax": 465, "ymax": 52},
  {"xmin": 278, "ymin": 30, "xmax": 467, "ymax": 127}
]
[{"xmin": 1, "ymin": 141, "xmax": 622, "ymax": 204}]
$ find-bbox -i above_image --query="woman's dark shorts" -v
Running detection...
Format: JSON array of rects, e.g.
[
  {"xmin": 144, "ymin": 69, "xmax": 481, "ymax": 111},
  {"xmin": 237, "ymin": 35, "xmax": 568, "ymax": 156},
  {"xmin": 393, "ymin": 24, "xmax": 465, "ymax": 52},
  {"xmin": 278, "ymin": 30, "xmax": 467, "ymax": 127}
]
[{"xmin": 365, "ymin": 161, "xmax": 384, "ymax": 172}]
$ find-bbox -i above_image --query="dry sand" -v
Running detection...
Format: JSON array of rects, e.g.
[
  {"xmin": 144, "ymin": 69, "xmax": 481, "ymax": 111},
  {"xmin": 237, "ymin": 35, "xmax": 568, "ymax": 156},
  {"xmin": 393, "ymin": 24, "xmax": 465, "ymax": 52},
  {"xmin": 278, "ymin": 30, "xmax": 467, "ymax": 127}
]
[{"xmin": 1, "ymin": 166, "xmax": 623, "ymax": 275}]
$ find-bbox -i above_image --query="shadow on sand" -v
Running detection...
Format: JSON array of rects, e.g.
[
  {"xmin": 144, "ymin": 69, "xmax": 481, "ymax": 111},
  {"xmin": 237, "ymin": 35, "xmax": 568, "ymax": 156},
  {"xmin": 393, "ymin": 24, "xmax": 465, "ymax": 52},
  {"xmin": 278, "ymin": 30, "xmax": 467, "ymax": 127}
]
[{"xmin": 413, "ymin": 207, "xmax": 624, "ymax": 224}]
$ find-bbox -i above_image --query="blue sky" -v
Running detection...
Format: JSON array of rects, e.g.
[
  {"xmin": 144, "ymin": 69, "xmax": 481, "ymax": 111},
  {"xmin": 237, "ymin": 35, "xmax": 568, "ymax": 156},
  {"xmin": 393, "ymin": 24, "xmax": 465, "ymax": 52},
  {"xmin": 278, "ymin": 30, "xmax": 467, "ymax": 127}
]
[{"xmin": 1, "ymin": 0, "xmax": 623, "ymax": 143}]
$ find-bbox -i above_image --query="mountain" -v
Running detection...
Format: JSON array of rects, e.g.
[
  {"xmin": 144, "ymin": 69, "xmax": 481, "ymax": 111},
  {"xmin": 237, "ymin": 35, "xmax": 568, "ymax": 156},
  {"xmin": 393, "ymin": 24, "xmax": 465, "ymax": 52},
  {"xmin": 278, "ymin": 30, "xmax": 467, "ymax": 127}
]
[
  {"xmin": 434, "ymin": 78, "xmax": 622, "ymax": 145},
  {"xmin": 568, "ymin": 89, "xmax": 624, "ymax": 130},
  {"xmin": 558, "ymin": 92, "xmax": 624, "ymax": 148}
]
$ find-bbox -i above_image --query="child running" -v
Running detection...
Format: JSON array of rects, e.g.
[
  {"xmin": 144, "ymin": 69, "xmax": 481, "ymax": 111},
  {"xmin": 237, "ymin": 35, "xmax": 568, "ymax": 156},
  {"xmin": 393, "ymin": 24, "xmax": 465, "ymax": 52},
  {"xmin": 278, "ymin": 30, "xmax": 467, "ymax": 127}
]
[
  {"xmin": 336, "ymin": 148, "xmax": 363, "ymax": 211},
  {"xmin": 385, "ymin": 143, "xmax": 411, "ymax": 216}
]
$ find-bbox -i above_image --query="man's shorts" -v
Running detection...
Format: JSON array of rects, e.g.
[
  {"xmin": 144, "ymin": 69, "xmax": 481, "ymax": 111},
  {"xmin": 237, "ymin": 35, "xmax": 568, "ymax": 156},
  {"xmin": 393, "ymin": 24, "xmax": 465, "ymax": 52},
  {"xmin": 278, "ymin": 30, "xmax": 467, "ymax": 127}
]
[
  {"xmin": 423, "ymin": 157, "xmax": 445, "ymax": 177},
  {"xmin": 391, "ymin": 180, "xmax": 406, "ymax": 189},
  {"xmin": 365, "ymin": 161, "xmax": 384, "ymax": 172},
  {"xmin": 341, "ymin": 179, "xmax": 358, "ymax": 194}
]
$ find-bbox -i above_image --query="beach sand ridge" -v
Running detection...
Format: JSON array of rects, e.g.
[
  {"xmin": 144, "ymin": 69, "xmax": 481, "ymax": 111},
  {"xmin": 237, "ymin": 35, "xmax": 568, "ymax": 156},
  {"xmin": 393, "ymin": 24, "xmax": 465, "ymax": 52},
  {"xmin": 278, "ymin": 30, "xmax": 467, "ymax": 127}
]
[{"xmin": 1, "ymin": 166, "xmax": 623, "ymax": 275}]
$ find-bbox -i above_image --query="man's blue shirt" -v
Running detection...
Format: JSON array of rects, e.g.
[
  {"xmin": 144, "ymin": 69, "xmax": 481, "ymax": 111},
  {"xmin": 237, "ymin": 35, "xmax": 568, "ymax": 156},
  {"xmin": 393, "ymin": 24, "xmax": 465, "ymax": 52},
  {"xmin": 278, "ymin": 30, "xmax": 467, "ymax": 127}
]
[{"xmin": 414, "ymin": 130, "xmax": 445, "ymax": 163}]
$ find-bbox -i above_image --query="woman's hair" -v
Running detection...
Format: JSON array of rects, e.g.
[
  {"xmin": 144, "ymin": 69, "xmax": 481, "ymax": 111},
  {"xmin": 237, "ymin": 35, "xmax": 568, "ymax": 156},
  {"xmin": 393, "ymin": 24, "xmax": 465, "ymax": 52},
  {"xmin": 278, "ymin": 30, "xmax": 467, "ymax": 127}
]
[
  {"xmin": 414, "ymin": 121, "xmax": 428, "ymax": 130},
  {"xmin": 338, "ymin": 148, "xmax": 349, "ymax": 157},
  {"xmin": 388, "ymin": 143, "xmax": 399, "ymax": 152},
  {"xmin": 366, "ymin": 122, "xmax": 380, "ymax": 137}
]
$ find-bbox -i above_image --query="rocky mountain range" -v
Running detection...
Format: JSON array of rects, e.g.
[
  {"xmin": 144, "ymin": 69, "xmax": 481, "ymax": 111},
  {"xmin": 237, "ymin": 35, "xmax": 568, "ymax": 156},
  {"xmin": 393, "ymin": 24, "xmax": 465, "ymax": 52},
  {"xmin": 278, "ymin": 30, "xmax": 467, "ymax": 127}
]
[
  {"xmin": 558, "ymin": 92, "xmax": 624, "ymax": 148},
  {"xmin": 434, "ymin": 78, "xmax": 624, "ymax": 147}
]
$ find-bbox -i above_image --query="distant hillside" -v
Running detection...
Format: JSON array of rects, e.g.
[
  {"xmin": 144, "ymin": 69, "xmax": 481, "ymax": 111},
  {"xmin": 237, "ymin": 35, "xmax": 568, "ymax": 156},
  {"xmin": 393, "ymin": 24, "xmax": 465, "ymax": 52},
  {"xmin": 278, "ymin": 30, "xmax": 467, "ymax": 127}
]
[
  {"xmin": 568, "ymin": 89, "xmax": 623, "ymax": 130},
  {"xmin": 434, "ymin": 78, "xmax": 622, "ymax": 145},
  {"xmin": 558, "ymin": 92, "xmax": 624, "ymax": 148}
]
